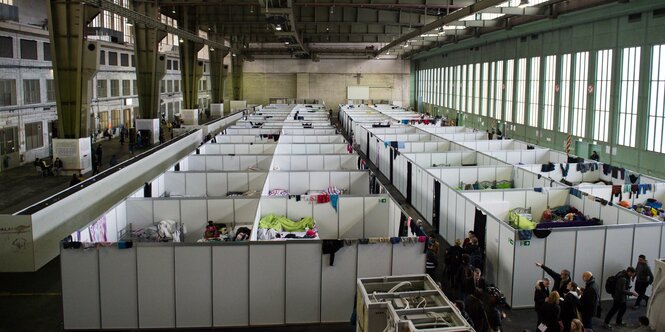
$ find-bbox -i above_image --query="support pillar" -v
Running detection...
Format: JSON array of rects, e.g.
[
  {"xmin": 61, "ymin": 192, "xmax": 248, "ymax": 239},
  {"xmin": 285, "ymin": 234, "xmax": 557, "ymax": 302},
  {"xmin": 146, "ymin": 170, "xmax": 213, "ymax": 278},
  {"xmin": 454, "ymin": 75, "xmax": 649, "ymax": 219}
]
[
  {"xmin": 209, "ymin": 34, "xmax": 228, "ymax": 105},
  {"xmin": 177, "ymin": 7, "xmax": 204, "ymax": 110},
  {"xmin": 47, "ymin": 0, "xmax": 100, "ymax": 138},
  {"xmin": 131, "ymin": 0, "xmax": 167, "ymax": 120},
  {"xmin": 231, "ymin": 45, "xmax": 244, "ymax": 100}
]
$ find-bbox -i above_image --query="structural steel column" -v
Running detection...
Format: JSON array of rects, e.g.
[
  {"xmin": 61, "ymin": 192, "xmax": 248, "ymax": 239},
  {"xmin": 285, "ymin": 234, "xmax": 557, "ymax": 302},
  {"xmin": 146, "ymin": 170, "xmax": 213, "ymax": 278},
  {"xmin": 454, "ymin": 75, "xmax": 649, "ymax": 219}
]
[
  {"xmin": 231, "ymin": 44, "xmax": 244, "ymax": 100},
  {"xmin": 131, "ymin": 0, "xmax": 166, "ymax": 120},
  {"xmin": 209, "ymin": 33, "xmax": 228, "ymax": 104},
  {"xmin": 47, "ymin": 0, "xmax": 100, "ymax": 138},
  {"xmin": 177, "ymin": 6, "xmax": 204, "ymax": 110}
]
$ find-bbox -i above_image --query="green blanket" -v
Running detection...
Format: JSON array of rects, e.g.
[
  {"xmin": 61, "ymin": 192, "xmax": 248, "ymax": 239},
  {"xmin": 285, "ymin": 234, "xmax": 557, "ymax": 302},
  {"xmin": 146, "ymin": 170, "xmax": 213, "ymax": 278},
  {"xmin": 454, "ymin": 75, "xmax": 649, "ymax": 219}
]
[{"xmin": 259, "ymin": 214, "xmax": 315, "ymax": 232}]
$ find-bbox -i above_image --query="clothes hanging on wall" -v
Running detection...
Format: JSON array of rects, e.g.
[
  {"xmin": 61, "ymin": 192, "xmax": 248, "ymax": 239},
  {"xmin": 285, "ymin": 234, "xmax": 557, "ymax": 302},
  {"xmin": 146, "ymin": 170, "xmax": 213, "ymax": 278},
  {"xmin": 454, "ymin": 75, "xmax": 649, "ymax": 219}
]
[
  {"xmin": 560, "ymin": 163, "xmax": 570, "ymax": 177},
  {"xmin": 322, "ymin": 240, "xmax": 345, "ymax": 266},
  {"xmin": 611, "ymin": 185, "xmax": 622, "ymax": 202},
  {"xmin": 330, "ymin": 194, "xmax": 339, "ymax": 212},
  {"xmin": 541, "ymin": 162, "xmax": 555, "ymax": 172}
]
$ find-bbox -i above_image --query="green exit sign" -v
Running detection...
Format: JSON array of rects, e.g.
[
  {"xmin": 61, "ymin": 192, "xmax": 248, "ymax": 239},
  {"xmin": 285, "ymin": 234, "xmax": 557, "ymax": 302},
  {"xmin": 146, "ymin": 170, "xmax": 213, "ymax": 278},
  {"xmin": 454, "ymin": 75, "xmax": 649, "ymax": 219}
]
[
  {"xmin": 379, "ymin": 198, "xmax": 387, "ymax": 203},
  {"xmin": 521, "ymin": 240, "xmax": 531, "ymax": 246}
]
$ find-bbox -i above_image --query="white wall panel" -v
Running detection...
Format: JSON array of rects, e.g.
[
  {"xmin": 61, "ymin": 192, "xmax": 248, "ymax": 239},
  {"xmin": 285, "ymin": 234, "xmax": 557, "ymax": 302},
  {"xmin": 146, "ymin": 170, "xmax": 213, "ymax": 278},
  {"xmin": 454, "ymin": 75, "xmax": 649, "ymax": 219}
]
[
  {"xmin": 285, "ymin": 243, "xmax": 322, "ymax": 323},
  {"xmin": 99, "ymin": 247, "xmax": 138, "ymax": 329},
  {"xmin": 213, "ymin": 245, "xmax": 249, "ymax": 327},
  {"xmin": 512, "ymin": 235, "xmax": 545, "ymax": 308},
  {"xmin": 321, "ymin": 244, "xmax": 357, "ymax": 322},
  {"xmin": 573, "ymin": 228, "xmax": 605, "ymax": 283},
  {"xmin": 175, "ymin": 246, "xmax": 212, "ymax": 327},
  {"xmin": 339, "ymin": 197, "xmax": 364, "ymax": 238},
  {"xmin": 180, "ymin": 200, "xmax": 207, "ymax": 241},
  {"xmin": 357, "ymin": 243, "xmax": 392, "ymax": 277},
  {"xmin": 62, "ymin": 249, "xmax": 101, "ymax": 330},
  {"xmin": 391, "ymin": 242, "xmax": 425, "ymax": 275},
  {"xmin": 602, "ymin": 227, "xmax": 634, "ymax": 300},
  {"xmin": 249, "ymin": 244, "xmax": 285, "ymax": 325},
  {"xmin": 153, "ymin": 200, "xmax": 180, "ymax": 223},
  {"xmin": 207, "ymin": 199, "xmax": 234, "ymax": 223},
  {"xmin": 137, "ymin": 246, "xmax": 175, "ymax": 328},
  {"xmin": 206, "ymin": 173, "xmax": 228, "ymax": 196}
]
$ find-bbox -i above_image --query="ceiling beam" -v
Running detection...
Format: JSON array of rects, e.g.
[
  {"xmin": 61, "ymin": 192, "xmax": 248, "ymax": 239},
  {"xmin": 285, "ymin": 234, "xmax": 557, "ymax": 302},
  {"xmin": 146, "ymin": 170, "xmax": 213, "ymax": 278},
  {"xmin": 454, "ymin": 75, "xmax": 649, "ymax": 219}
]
[
  {"xmin": 85, "ymin": 0, "xmax": 246, "ymax": 57},
  {"xmin": 375, "ymin": 0, "xmax": 509, "ymax": 56}
]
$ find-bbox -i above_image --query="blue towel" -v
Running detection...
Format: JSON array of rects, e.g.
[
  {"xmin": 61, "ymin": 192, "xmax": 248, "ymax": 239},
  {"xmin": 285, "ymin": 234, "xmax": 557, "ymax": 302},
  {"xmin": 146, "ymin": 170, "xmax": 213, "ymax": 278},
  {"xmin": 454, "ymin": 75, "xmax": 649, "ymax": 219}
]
[
  {"xmin": 397, "ymin": 141, "xmax": 406, "ymax": 149},
  {"xmin": 330, "ymin": 194, "xmax": 339, "ymax": 212}
]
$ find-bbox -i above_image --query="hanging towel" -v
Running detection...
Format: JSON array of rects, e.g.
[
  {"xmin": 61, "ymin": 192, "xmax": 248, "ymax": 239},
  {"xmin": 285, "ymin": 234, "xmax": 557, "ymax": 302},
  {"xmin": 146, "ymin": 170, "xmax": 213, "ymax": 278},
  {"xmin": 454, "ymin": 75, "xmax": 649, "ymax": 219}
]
[
  {"xmin": 602, "ymin": 164, "xmax": 611, "ymax": 175},
  {"xmin": 611, "ymin": 185, "xmax": 622, "ymax": 202},
  {"xmin": 317, "ymin": 194, "xmax": 331, "ymax": 204},
  {"xmin": 322, "ymin": 240, "xmax": 345, "ymax": 266},
  {"xmin": 330, "ymin": 194, "xmax": 339, "ymax": 212},
  {"xmin": 560, "ymin": 163, "xmax": 570, "ymax": 177},
  {"xmin": 541, "ymin": 162, "xmax": 555, "ymax": 172}
]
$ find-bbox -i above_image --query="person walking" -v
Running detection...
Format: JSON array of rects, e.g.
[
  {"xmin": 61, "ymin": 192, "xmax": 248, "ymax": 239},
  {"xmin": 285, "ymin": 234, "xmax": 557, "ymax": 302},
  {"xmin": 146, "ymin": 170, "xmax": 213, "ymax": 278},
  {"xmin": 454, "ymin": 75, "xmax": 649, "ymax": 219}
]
[
  {"xmin": 633, "ymin": 254, "xmax": 654, "ymax": 309},
  {"xmin": 580, "ymin": 271, "xmax": 600, "ymax": 331},
  {"xmin": 539, "ymin": 291, "xmax": 562, "ymax": 332},
  {"xmin": 534, "ymin": 277, "xmax": 551, "ymax": 326},
  {"xmin": 603, "ymin": 267, "xmax": 637, "ymax": 329},
  {"xmin": 560, "ymin": 282, "xmax": 581, "ymax": 332},
  {"xmin": 95, "ymin": 145, "xmax": 103, "ymax": 166}
]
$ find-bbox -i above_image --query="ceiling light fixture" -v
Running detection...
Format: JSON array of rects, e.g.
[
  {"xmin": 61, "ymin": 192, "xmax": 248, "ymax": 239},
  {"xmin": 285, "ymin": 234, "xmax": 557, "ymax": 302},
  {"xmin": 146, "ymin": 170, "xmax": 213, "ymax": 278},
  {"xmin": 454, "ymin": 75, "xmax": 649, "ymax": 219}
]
[
  {"xmin": 250, "ymin": 6, "xmax": 254, "ymax": 13},
  {"xmin": 330, "ymin": 6, "xmax": 334, "ymax": 14},
  {"xmin": 518, "ymin": 0, "xmax": 529, "ymax": 8},
  {"xmin": 179, "ymin": 38, "xmax": 184, "ymax": 43},
  {"xmin": 285, "ymin": 41, "xmax": 290, "ymax": 45},
  {"xmin": 232, "ymin": 53, "xmax": 236, "ymax": 57},
  {"xmin": 172, "ymin": 7, "xmax": 176, "ymax": 14},
  {"xmin": 275, "ymin": 25, "xmax": 282, "ymax": 31},
  {"xmin": 210, "ymin": 47, "xmax": 215, "ymax": 51}
]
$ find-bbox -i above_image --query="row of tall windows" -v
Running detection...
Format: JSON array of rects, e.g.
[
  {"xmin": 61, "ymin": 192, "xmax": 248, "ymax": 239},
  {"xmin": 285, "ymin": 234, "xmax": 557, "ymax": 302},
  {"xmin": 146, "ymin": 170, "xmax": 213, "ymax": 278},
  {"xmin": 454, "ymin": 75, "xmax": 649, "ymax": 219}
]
[{"xmin": 416, "ymin": 44, "xmax": 665, "ymax": 152}]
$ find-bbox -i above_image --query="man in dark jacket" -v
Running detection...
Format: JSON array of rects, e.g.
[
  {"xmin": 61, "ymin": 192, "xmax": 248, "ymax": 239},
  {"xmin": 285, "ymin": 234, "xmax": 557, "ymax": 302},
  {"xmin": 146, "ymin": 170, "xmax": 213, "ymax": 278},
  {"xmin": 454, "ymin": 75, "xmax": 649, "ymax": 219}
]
[
  {"xmin": 535, "ymin": 261, "xmax": 571, "ymax": 295},
  {"xmin": 465, "ymin": 289, "xmax": 488, "ymax": 332},
  {"xmin": 534, "ymin": 277, "xmax": 551, "ymax": 325},
  {"xmin": 633, "ymin": 254, "xmax": 654, "ymax": 308},
  {"xmin": 603, "ymin": 267, "xmax": 637, "ymax": 329},
  {"xmin": 580, "ymin": 271, "xmax": 600, "ymax": 331}
]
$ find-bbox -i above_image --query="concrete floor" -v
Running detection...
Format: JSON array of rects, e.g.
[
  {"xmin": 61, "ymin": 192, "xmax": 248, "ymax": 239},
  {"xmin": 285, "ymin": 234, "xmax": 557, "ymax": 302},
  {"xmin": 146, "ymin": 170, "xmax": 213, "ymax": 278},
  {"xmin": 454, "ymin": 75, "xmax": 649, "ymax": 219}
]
[
  {"xmin": 0, "ymin": 121, "xmax": 652, "ymax": 331},
  {"xmin": 0, "ymin": 136, "xmax": 152, "ymax": 214}
]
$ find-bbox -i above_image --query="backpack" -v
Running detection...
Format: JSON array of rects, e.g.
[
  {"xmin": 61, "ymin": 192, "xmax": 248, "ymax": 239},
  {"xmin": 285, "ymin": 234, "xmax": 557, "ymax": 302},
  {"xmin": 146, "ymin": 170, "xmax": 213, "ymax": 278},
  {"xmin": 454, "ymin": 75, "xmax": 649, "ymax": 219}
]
[{"xmin": 605, "ymin": 274, "xmax": 619, "ymax": 294}]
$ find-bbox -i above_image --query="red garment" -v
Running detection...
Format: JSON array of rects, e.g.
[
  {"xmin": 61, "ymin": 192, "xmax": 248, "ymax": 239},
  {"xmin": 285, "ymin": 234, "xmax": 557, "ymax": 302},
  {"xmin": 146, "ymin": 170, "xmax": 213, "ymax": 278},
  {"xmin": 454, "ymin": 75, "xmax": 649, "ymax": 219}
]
[
  {"xmin": 423, "ymin": 119, "xmax": 430, "ymax": 125},
  {"xmin": 317, "ymin": 194, "xmax": 331, "ymax": 204}
]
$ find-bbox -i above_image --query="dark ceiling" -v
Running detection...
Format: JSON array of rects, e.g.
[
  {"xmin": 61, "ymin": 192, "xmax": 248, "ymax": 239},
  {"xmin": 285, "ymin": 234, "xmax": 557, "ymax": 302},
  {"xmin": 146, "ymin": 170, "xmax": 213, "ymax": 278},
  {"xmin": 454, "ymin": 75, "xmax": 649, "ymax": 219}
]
[{"xmin": 151, "ymin": 0, "xmax": 618, "ymax": 59}]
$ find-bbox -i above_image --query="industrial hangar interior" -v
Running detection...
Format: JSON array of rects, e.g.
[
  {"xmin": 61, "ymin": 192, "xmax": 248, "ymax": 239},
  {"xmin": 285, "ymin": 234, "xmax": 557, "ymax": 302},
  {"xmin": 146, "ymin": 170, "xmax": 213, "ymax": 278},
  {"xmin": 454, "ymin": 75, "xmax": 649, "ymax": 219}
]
[{"xmin": 1, "ymin": 0, "xmax": 665, "ymax": 331}]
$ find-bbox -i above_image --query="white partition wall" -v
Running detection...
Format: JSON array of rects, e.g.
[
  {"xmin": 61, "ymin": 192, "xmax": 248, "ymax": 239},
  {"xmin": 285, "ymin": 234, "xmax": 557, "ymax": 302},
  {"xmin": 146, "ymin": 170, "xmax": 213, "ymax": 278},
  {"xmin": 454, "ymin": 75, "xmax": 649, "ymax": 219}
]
[{"xmin": 61, "ymin": 238, "xmax": 425, "ymax": 330}]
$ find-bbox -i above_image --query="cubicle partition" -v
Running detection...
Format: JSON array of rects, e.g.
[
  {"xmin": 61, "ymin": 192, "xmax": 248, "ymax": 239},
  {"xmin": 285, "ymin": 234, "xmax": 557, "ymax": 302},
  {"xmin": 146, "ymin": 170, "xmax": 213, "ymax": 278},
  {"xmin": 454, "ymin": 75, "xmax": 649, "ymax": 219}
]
[
  {"xmin": 261, "ymin": 170, "xmax": 369, "ymax": 196},
  {"xmin": 61, "ymin": 194, "xmax": 424, "ymax": 330},
  {"xmin": 163, "ymin": 171, "xmax": 267, "ymax": 198},
  {"xmin": 270, "ymin": 154, "xmax": 358, "ymax": 171},
  {"xmin": 200, "ymin": 143, "xmax": 276, "ymax": 155},
  {"xmin": 428, "ymin": 165, "xmax": 564, "ymax": 190},
  {"xmin": 274, "ymin": 143, "xmax": 349, "ymax": 155},
  {"xmin": 486, "ymin": 149, "xmax": 569, "ymax": 165},
  {"xmin": 278, "ymin": 135, "xmax": 346, "ymax": 144},
  {"xmin": 184, "ymin": 154, "xmax": 273, "ymax": 171}
]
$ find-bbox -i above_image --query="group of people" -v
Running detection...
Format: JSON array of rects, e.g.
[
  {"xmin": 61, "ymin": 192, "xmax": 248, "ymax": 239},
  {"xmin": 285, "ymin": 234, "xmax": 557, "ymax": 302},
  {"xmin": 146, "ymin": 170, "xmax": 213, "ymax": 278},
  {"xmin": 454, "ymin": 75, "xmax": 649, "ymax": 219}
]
[
  {"xmin": 431, "ymin": 230, "xmax": 507, "ymax": 332},
  {"xmin": 34, "ymin": 157, "xmax": 63, "ymax": 176},
  {"xmin": 533, "ymin": 254, "xmax": 654, "ymax": 331}
]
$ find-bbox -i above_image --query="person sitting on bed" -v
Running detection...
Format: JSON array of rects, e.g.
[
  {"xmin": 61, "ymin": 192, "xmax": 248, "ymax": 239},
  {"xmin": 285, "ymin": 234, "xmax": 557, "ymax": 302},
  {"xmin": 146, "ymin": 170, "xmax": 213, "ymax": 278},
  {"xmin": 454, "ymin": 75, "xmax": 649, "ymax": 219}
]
[{"xmin": 590, "ymin": 150, "xmax": 600, "ymax": 162}]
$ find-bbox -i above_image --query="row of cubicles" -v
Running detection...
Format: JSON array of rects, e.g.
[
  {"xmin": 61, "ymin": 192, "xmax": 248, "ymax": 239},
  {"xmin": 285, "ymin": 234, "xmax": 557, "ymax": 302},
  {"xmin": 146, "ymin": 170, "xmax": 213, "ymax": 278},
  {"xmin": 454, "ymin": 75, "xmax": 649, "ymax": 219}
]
[
  {"xmin": 341, "ymin": 104, "xmax": 665, "ymax": 309},
  {"xmin": 60, "ymin": 104, "xmax": 426, "ymax": 330}
]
